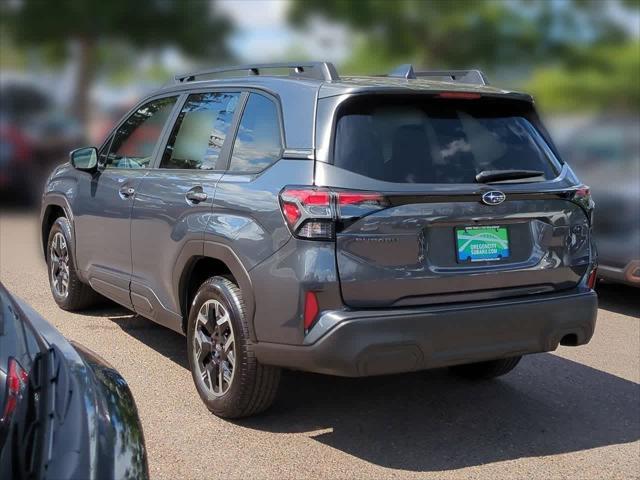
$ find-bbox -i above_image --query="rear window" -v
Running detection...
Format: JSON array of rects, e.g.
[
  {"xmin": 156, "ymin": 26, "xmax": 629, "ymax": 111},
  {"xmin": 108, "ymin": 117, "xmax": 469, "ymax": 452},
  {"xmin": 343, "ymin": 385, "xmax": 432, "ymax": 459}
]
[{"xmin": 333, "ymin": 96, "xmax": 560, "ymax": 184}]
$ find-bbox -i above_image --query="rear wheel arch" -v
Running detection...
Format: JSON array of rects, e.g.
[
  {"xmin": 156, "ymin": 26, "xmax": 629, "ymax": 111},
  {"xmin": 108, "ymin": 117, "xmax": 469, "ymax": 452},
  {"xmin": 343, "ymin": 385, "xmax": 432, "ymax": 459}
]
[{"xmin": 179, "ymin": 247, "xmax": 256, "ymax": 339}]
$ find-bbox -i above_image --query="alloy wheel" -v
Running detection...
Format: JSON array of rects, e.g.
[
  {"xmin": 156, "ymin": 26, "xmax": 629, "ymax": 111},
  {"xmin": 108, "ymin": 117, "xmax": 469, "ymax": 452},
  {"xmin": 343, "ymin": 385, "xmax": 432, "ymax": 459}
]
[
  {"xmin": 193, "ymin": 299, "xmax": 236, "ymax": 397},
  {"xmin": 49, "ymin": 232, "xmax": 70, "ymax": 298}
]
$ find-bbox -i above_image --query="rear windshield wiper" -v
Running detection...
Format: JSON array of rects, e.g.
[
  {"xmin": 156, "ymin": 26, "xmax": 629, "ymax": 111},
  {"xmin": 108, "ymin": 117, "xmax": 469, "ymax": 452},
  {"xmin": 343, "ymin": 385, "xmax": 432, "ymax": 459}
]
[{"xmin": 475, "ymin": 169, "xmax": 545, "ymax": 183}]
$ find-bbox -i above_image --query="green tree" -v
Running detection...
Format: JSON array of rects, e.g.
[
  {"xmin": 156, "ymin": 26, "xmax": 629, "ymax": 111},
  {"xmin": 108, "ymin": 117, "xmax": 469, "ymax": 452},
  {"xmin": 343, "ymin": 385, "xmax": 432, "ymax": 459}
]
[
  {"xmin": 1, "ymin": 0, "xmax": 231, "ymax": 123},
  {"xmin": 527, "ymin": 41, "xmax": 640, "ymax": 112},
  {"xmin": 289, "ymin": 0, "xmax": 631, "ymax": 72}
]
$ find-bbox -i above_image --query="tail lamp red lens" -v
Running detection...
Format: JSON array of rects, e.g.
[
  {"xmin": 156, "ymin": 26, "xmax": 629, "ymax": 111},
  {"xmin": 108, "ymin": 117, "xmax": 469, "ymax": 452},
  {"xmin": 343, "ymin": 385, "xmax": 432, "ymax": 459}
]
[
  {"xmin": 575, "ymin": 186, "xmax": 591, "ymax": 198},
  {"xmin": 587, "ymin": 268, "xmax": 598, "ymax": 289},
  {"xmin": 337, "ymin": 192, "xmax": 385, "ymax": 205},
  {"xmin": 304, "ymin": 291, "xmax": 319, "ymax": 332},
  {"xmin": 282, "ymin": 203, "xmax": 302, "ymax": 225},
  {"xmin": 283, "ymin": 189, "xmax": 331, "ymax": 206},
  {"xmin": 279, "ymin": 187, "xmax": 387, "ymax": 240},
  {"xmin": 1, "ymin": 358, "xmax": 28, "ymax": 424},
  {"xmin": 573, "ymin": 185, "xmax": 593, "ymax": 206}
]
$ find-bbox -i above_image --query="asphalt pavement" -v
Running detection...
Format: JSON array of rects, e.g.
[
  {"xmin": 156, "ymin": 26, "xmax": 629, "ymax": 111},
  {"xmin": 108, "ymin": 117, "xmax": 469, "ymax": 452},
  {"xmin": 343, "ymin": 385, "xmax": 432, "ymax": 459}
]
[{"xmin": 1, "ymin": 211, "xmax": 638, "ymax": 479}]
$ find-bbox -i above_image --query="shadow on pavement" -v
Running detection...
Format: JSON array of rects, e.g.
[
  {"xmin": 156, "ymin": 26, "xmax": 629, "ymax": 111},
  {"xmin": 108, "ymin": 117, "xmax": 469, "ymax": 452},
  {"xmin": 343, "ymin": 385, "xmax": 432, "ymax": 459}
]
[
  {"xmin": 97, "ymin": 306, "xmax": 639, "ymax": 472},
  {"xmin": 596, "ymin": 282, "xmax": 640, "ymax": 317},
  {"xmin": 93, "ymin": 307, "xmax": 190, "ymax": 370},
  {"xmin": 243, "ymin": 355, "xmax": 640, "ymax": 471}
]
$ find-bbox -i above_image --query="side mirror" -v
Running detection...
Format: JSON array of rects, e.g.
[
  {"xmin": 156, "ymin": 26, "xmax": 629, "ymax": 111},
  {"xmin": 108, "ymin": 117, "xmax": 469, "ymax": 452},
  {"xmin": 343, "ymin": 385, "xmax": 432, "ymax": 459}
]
[{"xmin": 70, "ymin": 147, "xmax": 98, "ymax": 171}]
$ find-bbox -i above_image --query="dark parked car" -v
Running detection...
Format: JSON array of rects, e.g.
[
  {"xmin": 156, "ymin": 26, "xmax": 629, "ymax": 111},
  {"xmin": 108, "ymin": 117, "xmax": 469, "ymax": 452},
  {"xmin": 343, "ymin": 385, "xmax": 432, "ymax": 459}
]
[
  {"xmin": 559, "ymin": 117, "xmax": 640, "ymax": 286},
  {"xmin": 40, "ymin": 62, "xmax": 598, "ymax": 419},
  {"xmin": 0, "ymin": 75, "xmax": 83, "ymax": 204},
  {"xmin": 0, "ymin": 283, "xmax": 148, "ymax": 479}
]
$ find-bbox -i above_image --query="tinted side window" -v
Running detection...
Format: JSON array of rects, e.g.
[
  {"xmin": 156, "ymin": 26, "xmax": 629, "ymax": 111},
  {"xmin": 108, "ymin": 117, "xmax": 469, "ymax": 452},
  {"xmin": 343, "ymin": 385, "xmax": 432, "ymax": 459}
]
[
  {"xmin": 104, "ymin": 96, "xmax": 177, "ymax": 169},
  {"xmin": 229, "ymin": 94, "xmax": 282, "ymax": 173},
  {"xmin": 160, "ymin": 92, "xmax": 240, "ymax": 170}
]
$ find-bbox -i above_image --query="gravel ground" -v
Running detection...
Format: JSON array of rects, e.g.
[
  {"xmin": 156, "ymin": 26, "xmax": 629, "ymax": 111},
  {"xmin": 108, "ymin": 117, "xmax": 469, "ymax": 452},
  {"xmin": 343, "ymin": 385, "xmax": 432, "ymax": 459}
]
[{"xmin": 1, "ymin": 211, "xmax": 639, "ymax": 480}]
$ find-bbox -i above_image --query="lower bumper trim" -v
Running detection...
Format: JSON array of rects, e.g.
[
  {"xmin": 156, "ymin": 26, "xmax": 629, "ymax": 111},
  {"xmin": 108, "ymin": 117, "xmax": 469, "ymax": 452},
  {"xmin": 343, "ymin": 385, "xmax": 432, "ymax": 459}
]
[{"xmin": 254, "ymin": 289, "xmax": 598, "ymax": 377}]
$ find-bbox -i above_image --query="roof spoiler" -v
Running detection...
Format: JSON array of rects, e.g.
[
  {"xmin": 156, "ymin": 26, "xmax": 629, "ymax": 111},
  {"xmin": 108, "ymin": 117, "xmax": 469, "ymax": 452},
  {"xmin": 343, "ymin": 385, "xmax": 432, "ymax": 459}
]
[
  {"xmin": 388, "ymin": 64, "xmax": 489, "ymax": 85},
  {"xmin": 175, "ymin": 62, "xmax": 340, "ymax": 83}
]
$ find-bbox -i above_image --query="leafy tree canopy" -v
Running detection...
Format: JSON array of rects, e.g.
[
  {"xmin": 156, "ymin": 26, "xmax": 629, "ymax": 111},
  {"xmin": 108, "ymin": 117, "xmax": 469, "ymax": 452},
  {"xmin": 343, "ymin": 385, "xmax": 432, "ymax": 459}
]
[
  {"xmin": 2, "ymin": 0, "xmax": 231, "ymax": 59},
  {"xmin": 289, "ymin": 0, "xmax": 639, "ymax": 111},
  {"xmin": 290, "ymin": 0, "xmax": 634, "ymax": 68},
  {"xmin": 527, "ymin": 41, "xmax": 640, "ymax": 112},
  {"xmin": 0, "ymin": 0, "xmax": 232, "ymax": 122}
]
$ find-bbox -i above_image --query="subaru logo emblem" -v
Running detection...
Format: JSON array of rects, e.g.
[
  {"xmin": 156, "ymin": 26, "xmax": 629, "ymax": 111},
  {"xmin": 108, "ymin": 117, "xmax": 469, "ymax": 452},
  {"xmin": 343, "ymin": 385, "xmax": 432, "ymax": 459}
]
[{"xmin": 481, "ymin": 191, "xmax": 506, "ymax": 205}]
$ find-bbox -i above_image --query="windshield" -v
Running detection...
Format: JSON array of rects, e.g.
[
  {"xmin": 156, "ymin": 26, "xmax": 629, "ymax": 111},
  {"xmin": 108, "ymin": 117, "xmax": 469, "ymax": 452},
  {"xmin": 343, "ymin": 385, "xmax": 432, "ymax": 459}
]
[{"xmin": 333, "ymin": 96, "xmax": 560, "ymax": 184}]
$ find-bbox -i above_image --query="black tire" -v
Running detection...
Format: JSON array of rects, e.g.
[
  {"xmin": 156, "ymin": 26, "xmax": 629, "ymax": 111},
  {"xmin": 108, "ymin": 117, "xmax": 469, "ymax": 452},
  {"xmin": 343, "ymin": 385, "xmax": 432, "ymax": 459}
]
[
  {"xmin": 449, "ymin": 356, "xmax": 522, "ymax": 380},
  {"xmin": 46, "ymin": 217, "xmax": 100, "ymax": 311},
  {"xmin": 187, "ymin": 276, "xmax": 281, "ymax": 419}
]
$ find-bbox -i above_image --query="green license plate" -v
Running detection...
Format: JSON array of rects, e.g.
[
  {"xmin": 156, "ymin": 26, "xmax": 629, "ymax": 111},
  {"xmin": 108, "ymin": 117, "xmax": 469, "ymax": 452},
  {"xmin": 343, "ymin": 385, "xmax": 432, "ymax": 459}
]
[{"xmin": 456, "ymin": 225, "xmax": 510, "ymax": 262}]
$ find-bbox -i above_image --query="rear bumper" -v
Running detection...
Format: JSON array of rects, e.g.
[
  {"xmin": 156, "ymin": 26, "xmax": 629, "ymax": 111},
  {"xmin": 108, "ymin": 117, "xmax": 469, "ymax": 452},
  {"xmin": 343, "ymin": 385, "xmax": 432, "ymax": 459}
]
[{"xmin": 254, "ymin": 288, "xmax": 598, "ymax": 377}]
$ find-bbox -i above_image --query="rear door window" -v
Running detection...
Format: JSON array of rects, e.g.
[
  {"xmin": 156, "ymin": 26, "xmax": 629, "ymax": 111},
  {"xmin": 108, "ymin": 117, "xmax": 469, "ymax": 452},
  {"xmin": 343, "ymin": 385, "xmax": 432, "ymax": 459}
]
[
  {"xmin": 333, "ymin": 96, "xmax": 560, "ymax": 184},
  {"xmin": 228, "ymin": 93, "xmax": 282, "ymax": 173},
  {"xmin": 160, "ymin": 92, "xmax": 240, "ymax": 170}
]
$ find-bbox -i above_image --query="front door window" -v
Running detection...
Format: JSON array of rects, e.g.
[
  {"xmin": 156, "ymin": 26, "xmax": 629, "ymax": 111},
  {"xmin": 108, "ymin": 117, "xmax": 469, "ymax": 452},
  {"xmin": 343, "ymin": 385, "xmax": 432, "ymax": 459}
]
[{"xmin": 104, "ymin": 96, "xmax": 178, "ymax": 169}]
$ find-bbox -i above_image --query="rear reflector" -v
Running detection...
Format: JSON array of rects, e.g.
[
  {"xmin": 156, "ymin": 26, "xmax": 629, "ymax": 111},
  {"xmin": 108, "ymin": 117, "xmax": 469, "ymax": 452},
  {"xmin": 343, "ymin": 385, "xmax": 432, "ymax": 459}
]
[
  {"xmin": 587, "ymin": 268, "xmax": 598, "ymax": 289},
  {"xmin": 304, "ymin": 291, "xmax": 319, "ymax": 332}
]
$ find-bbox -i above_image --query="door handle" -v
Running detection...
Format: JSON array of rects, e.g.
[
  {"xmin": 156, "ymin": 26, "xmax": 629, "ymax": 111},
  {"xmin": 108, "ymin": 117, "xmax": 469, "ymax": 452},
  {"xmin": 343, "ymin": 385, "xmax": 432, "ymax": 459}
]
[
  {"xmin": 185, "ymin": 188, "xmax": 208, "ymax": 204},
  {"xmin": 119, "ymin": 186, "xmax": 135, "ymax": 199}
]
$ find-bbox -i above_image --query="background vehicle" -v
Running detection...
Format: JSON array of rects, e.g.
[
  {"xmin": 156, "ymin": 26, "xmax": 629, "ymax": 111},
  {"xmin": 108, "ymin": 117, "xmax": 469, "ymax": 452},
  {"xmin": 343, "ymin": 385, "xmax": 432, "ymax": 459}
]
[
  {"xmin": 0, "ymin": 283, "xmax": 148, "ymax": 479},
  {"xmin": 40, "ymin": 62, "xmax": 597, "ymax": 419},
  {"xmin": 559, "ymin": 117, "xmax": 640, "ymax": 287},
  {"xmin": 0, "ymin": 74, "xmax": 83, "ymax": 205}
]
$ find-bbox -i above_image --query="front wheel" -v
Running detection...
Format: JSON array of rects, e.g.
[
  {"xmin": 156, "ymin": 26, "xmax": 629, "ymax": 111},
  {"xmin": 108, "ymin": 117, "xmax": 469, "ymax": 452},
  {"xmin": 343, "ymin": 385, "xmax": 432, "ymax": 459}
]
[
  {"xmin": 187, "ymin": 276, "xmax": 281, "ymax": 419},
  {"xmin": 448, "ymin": 356, "xmax": 522, "ymax": 380},
  {"xmin": 46, "ymin": 217, "xmax": 100, "ymax": 311}
]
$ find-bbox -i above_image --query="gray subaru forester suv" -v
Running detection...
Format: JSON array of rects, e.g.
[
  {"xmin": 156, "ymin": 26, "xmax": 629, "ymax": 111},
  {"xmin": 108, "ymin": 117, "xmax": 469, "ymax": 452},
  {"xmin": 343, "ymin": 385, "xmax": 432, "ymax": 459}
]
[{"xmin": 40, "ymin": 62, "xmax": 598, "ymax": 419}]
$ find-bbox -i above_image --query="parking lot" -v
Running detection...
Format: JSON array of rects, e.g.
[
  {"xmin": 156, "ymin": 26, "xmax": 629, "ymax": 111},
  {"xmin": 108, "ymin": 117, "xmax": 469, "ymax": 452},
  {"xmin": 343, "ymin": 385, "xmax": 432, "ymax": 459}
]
[{"xmin": 1, "ymin": 211, "xmax": 638, "ymax": 479}]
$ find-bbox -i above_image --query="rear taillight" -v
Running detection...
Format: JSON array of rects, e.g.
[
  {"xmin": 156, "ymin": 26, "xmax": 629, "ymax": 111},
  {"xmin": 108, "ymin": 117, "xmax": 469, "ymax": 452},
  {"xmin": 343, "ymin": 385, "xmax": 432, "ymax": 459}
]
[
  {"xmin": 279, "ymin": 187, "xmax": 388, "ymax": 240},
  {"xmin": 1, "ymin": 358, "xmax": 28, "ymax": 425},
  {"xmin": 572, "ymin": 185, "xmax": 594, "ymax": 208},
  {"xmin": 574, "ymin": 186, "xmax": 590, "ymax": 197}
]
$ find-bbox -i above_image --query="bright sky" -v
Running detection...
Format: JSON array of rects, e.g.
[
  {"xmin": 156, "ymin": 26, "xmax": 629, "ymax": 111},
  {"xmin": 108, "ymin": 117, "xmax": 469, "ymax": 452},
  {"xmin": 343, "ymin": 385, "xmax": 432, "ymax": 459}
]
[{"xmin": 216, "ymin": 0, "xmax": 353, "ymax": 63}]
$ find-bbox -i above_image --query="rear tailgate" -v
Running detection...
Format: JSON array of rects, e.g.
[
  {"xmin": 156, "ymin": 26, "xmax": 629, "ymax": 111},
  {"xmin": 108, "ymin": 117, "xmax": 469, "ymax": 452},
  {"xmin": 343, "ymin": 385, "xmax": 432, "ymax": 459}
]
[
  {"xmin": 315, "ymin": 93, "xmax": 593, "ymax": 307},
  {"xmin": 336, "ymin": 194, "xmax": 591, "ymax": 307}
]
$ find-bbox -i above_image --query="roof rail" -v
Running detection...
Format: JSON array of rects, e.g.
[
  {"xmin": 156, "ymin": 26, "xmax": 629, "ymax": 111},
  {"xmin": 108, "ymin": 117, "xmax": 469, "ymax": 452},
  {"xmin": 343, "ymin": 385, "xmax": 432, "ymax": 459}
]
[
  {"xmin": 175, "ymin": 62, "xmax": 340, "ymax": 83},
  {"xmin": 388, "ymin": 64, "xmax": 489, "ymax": 85}
]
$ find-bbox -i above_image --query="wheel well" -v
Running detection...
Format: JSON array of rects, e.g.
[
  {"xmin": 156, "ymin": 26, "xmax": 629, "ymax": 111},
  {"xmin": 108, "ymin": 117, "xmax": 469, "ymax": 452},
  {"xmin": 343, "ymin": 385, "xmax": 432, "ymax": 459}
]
[
  {"xmin": 560, "ymin": 333, "xmax": 579, "ymax": 346},
  {"xmin": 41, "ymin": 205, "xmax": 65, "ymax": 255},
  {"xmin": 180, "ymin": 257, "xmax": 234, "ymax": 333}
]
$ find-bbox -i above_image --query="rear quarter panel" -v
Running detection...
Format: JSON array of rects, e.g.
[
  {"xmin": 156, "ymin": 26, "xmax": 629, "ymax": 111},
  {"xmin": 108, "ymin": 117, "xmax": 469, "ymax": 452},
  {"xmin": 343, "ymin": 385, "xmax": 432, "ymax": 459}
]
[{"xmin": 207, "ymin": 159, "xmax": 315, "ymax": 340}]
